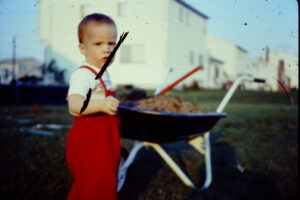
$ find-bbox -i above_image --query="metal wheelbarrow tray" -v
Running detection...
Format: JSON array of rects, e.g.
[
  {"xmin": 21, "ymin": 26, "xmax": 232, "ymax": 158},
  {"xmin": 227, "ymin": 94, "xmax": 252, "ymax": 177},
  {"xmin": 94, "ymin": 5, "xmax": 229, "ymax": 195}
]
[{"xmin": 118, "ymin": 105, "xmax": 227, "ymax": 143}]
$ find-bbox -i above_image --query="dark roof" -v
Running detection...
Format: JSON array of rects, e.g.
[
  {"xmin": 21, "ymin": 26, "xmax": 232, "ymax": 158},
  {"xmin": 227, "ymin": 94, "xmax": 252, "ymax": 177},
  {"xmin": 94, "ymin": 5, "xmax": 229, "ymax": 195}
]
[
  {"xmin": 0, "ymin": 57, "xmax": 42, "ymax": 65},
  {"xmin": 174, "ymin": 0, "xmax": 209, "ymax": 19},
  {"xmin": 236, "ymin": 45, "xmax": 248, "ymax": 53},
  {"xmin": 209, "ymin": 57, "xmax": 224, "ymax": 64}
]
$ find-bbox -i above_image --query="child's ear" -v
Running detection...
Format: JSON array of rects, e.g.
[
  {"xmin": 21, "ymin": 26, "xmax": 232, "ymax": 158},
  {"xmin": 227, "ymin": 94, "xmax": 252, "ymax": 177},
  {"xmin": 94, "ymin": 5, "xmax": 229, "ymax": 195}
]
[{"xmin": 79, "ymin": 43, "xmax": 86, "ymax": 56}]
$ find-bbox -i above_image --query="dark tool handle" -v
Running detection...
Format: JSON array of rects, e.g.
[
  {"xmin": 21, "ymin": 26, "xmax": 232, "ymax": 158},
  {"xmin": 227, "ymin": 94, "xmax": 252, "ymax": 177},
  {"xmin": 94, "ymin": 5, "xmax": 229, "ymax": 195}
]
[
  {"xmin": 80, "ymin": 88, "xmax": 92, "ymax": 114},
  {"xmin": 80, "ymin": 32, "xmax": 129, "ymax": 114},
  {"xmin": 95, "ymin": 32, "xmax": 129, "ymax": 79},
  {"xmin": 254, "ymin": 78, "xmax": 265, "ymax": 83}
]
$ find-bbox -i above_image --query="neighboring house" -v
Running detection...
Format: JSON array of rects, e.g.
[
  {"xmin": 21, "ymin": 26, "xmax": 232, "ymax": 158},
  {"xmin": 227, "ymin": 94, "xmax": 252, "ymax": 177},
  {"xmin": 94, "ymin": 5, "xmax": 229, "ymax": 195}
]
[
  {"xmin": 245, "ymin": 50, "xmax": 298, "ymax": 91},
  {"xmin": 0, "ymin": 58, "xmax": 43, "ymax": 84},
  {"xmin": 38, "ymin": 0, "xmax": 209, "ymax": 89},
  {"xmin": 206, "ymin": 34, "xmax": 248, "ymax": 89}
]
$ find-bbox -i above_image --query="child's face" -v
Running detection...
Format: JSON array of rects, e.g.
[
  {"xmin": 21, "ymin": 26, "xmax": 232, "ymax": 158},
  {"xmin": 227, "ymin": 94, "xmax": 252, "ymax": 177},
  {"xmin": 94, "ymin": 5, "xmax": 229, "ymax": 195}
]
[{"xmin": 79, "ymin": 23, "xmax": 117, "ymax": 68}]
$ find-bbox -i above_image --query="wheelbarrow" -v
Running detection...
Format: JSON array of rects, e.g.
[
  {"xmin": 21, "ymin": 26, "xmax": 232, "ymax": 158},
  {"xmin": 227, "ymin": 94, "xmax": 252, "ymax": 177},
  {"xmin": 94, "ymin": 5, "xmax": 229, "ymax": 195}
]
[{"xmin": 117, "ymin": 74, "xmax": 265, "ymax": 191}]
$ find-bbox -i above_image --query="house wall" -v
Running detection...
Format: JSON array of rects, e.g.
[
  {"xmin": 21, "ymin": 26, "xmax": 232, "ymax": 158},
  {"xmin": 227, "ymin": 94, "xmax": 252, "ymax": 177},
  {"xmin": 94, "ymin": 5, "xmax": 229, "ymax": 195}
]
[
  {"xmin": 165, "ymin": 0, "xmax": 207, "ymax": 89},
  {"xmin": 246, "ymin": 51, "xmax": 298, "ymax": 91},
  {"xmin": 206, "ymin": 58, "xmax": 225, "ymax": 89},
  {"xmin": 0, "ymin": 63, "xmax": 19, "ymax": 84},
  {"xmin": 108, "ymin": 0, "xmax": 169, "ymax": 89},
  {"xmin": 0, "ymin": 63, "xmax": 20, "ymax": 75},
  {"xmin": 206, "ymin": 34, "xmax": 248, "ymax": 88}
]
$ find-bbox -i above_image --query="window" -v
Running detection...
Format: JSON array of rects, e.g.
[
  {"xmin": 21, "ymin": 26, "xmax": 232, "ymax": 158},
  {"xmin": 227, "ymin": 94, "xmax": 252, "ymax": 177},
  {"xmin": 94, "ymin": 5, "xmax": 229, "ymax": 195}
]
[
  {"xmin": 185, "ymin": 10, "xmax": 189, "ymax": 25},
  {"xmin": 214, "ymin": 65, "xmax": 219, "ymax": 78},
  {"xmin": 179, "ymin": 7, "xmax": 184, "ymax": 22},
  {"xmin": 189, "ymin": 51, "xmax": 194, "ymax": 65},
  {"xmin": 198, "ymin": 54, "xmax": 204, "ymax": 66},
  {"xmin": 179, "ymin": 7, "xmax": 189, "ymax": 24},
  {"xmin": 120, "ymin": 45, "xmax": 131, "ymax": 63},
  {"xmin": 120, "ymin": 44, "xmax": 145, "ymax": 63},
  {"xmin": 117, "ymin": 2, "xmax": 127, "ymax": 17}
]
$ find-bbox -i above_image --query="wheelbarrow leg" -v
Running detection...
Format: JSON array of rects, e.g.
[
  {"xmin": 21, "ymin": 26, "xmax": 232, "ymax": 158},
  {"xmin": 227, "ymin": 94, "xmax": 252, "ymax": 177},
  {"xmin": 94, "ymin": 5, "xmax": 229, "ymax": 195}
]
[
  {"xmin": 118, "ymin": 141, "xmax": 144, "ymax": 192},
  {"xmin": 187, "ymin": 132, "xmax": 212, "ymax": 190},
  {"xmin": 202, "ymin": 132, "xmax": 212, "ymax": 190},
  {"xmin": 144, "ymin": 142, "xmax": 196, "ymax": 188}
]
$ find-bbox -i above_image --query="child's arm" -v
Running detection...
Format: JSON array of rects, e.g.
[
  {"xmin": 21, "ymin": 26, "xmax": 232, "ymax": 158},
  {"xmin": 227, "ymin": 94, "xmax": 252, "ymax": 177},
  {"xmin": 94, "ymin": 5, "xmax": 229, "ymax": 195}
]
[{"xmin": 68, "ymin": 94, "xmax": 119, "ymax": 116}]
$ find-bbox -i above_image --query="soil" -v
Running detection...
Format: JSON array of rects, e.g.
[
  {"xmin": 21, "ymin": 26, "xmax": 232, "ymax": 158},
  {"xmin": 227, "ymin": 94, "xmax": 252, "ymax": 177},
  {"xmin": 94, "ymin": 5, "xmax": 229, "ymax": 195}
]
[{"xmin": 121, "ymin": 95, "xmax": 204, "ymax": 113}]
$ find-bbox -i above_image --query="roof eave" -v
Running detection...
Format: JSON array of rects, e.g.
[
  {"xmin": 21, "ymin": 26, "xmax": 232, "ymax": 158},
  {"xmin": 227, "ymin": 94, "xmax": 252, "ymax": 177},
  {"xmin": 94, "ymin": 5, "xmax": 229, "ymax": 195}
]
[{"xmin": 174, "ymin": 0, "xmax": 209, "ymax": 20}]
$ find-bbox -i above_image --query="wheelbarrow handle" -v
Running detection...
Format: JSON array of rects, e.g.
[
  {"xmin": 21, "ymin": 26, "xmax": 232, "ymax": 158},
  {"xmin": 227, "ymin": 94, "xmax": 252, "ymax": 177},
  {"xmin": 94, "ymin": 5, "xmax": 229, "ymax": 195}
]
[
  {"xmin": 254, "ymin": 78, "xmax": 266, "ymax": 83},
  {"xmin": 216, "ymin": 76, "xmax": 266, "ymax": 113},
  {"xmin": 157, "ymin": 65, "xmax": 203, "ymax": 96}
]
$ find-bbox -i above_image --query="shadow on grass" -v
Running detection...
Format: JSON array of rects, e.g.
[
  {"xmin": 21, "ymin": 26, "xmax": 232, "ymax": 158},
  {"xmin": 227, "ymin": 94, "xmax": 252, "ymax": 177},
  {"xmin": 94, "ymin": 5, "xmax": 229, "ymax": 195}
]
[
  {"xmin": 118, "ymin": 136, "xmax": 283, "ymax": 200},
  {"xmin": 118, "ymin": 147, "xmax": 164, "ymax": 200},
  {"xmin": 187, "ymin": 141, "xmax": 283, "ymax": 200}
]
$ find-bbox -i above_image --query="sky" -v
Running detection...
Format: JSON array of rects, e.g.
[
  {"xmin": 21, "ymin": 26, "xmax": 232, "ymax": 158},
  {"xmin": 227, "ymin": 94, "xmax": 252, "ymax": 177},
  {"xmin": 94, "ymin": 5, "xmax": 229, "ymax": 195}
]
[
  {"xmin": 0, "ymin": 0, "xmax": 298, "ymax": 63},
  {"xmin": 185, "ymin": 0, "xmax": 298, "ymax": 58}
]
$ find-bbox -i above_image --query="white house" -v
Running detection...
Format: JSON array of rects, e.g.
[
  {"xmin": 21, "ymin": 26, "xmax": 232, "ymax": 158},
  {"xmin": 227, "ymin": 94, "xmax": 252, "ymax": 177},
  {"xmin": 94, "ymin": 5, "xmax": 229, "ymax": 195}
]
[
  {"xmin": 38, "ymin": 0, "xmax": 209, "ymax": 90},
  {"xmin": 206, "ymin": 33, "xmax": 248, "ymax": 89},
  {"xmin": 0, "ymin": 58, "xmax": 43, "ymax": 84},
  {"xmin": 245, "ymin": 49, "xmax": 298, "ymax": 91}
]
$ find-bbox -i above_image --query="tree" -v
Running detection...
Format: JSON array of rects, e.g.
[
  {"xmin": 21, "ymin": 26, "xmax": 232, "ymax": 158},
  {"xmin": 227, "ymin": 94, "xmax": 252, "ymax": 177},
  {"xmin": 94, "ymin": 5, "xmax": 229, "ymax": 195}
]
[{"xmin": 42, "ymin": 60, "xmax": 66, "ymax": 85}]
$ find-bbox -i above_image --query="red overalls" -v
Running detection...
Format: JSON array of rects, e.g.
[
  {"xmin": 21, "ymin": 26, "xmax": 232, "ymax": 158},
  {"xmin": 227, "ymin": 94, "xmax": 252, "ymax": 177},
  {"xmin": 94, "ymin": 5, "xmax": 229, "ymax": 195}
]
[{"xmin": 66, "ymin": 66, "xmax": 120, "ymax": 200}]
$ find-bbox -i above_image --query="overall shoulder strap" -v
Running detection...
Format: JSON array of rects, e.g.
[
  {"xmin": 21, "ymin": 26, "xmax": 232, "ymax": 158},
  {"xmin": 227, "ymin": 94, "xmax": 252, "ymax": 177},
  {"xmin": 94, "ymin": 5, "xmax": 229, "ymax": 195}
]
[
  {"xmin": 79, "ymin": 65, "xmax": 108, "ymax": 96},
  {"xmin": 80, "ymin": 65, "xmax": 98, "ymax": 76}
]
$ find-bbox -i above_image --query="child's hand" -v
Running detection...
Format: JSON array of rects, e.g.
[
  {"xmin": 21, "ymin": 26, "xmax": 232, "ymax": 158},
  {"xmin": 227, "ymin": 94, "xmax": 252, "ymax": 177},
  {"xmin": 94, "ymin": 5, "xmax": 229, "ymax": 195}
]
[{"xmin": 101, "ymin": 96, "xmax": 119, "ymax": 115}]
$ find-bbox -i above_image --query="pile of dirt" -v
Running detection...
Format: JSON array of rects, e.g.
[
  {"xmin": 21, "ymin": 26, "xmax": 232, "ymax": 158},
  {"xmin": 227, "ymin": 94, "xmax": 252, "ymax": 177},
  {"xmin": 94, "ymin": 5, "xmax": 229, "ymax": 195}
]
[{"xmin": 135, "ymin": 95, "xmax": 204, "ymax": 113}]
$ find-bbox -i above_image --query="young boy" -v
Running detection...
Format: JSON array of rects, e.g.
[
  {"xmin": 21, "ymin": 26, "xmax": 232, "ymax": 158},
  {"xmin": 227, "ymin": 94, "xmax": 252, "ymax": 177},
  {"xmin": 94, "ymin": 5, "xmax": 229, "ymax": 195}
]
[{"xmin": 66, "ymin": 13, "xmax": 120, "ymax": 200}]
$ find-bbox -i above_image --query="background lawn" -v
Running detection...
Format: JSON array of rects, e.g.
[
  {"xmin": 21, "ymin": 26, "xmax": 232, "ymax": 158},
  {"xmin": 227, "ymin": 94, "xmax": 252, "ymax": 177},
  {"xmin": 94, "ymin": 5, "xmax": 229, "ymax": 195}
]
[{"xmin": 0, "ymin": 89, "xmax": 298, "ymax": 200}]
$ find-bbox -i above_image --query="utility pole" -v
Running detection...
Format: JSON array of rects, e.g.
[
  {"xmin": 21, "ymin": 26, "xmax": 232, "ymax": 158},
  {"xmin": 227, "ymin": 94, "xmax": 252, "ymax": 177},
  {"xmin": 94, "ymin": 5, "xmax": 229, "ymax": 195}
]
[
  {"xmin": 12, "ymin": 35, "xmax": 19, "ymax": 105},
  {"xmin": 12, "ymin": 36, "xmax": 17, "ymax": 82}
]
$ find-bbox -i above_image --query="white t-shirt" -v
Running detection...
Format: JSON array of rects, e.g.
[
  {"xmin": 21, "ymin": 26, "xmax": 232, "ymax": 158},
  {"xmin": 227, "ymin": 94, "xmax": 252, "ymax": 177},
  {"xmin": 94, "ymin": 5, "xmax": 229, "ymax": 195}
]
[{"xmin": 68, "ymin": 62, "xmax": 114, "ymax": 101}]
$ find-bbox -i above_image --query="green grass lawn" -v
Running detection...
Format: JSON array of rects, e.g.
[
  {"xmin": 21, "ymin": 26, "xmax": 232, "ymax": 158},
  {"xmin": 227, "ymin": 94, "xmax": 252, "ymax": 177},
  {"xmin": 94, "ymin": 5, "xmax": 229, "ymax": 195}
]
[{"xmin": 0, "ymin": 89, "xmax": 298, "ymax": 200}]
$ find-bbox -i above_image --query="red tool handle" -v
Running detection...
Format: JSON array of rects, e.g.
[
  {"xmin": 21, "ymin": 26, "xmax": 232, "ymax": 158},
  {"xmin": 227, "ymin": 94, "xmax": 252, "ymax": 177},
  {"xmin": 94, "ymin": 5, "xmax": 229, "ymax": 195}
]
[{"xmin": 157, "ymin": 65, "xmax": 203, "ymax": 96}]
